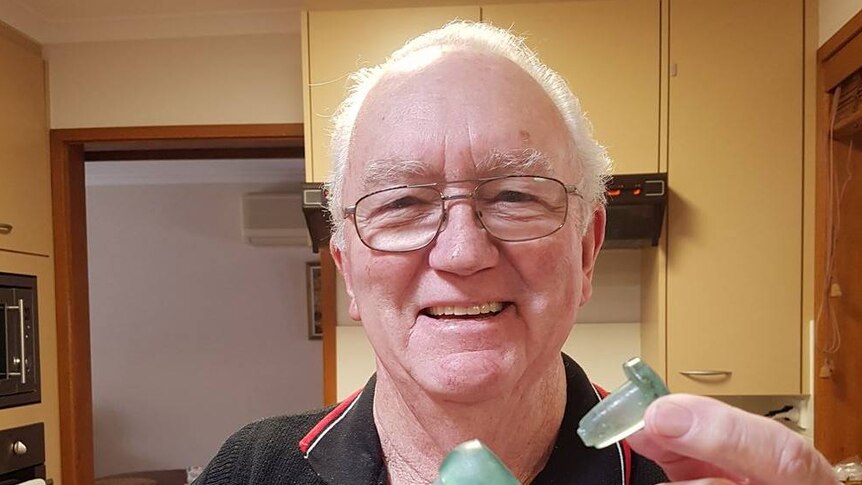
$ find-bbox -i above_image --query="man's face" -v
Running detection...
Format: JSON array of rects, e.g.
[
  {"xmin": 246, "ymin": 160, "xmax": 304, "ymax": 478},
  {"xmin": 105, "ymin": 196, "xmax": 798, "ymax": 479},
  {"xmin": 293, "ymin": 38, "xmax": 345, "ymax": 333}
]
[{"xmin": 332, "ymin": 50, "xmax": 604, "ymax": 402}]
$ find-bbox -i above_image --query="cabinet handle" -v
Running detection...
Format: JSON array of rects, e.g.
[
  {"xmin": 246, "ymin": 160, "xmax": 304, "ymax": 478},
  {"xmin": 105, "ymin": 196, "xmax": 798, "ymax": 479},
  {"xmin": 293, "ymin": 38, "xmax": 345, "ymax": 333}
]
[
  {"xmin": 7, "ymin": 299, "xmax": 27, "ymax": 385},
  {"xmin": 679, "ymin": 370, "xmax": 732, "ymax": 377},
  {"xmin": 0, "ymin": 223, "xmax": 12, "ymax": 235}
]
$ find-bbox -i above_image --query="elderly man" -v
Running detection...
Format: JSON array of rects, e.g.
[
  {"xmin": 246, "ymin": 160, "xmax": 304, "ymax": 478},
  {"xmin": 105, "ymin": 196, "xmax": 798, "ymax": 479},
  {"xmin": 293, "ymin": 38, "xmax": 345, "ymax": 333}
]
[{"xmin": 195, "ymin": 22, "xmax": 836, "ymax": 485}]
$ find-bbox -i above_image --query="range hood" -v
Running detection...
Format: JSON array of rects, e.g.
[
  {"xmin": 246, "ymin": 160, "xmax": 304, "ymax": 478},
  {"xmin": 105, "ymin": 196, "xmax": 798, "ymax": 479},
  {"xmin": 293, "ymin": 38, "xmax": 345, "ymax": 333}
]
[
  {"xmin": 603, "ymin": 173, "xmax": 667, "ymax": 249},
  {"xmin": 301, "ymin": 184, "xmax": 329, "ymax": 253},
  {"xmin": 302, "ymin": 173, "xmax": 667, "ymax": 253}
]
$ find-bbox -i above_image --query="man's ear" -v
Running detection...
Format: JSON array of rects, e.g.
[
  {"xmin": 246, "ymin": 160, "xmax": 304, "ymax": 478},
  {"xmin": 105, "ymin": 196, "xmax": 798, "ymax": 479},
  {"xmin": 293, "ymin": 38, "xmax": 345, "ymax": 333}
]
[
  {"xmin": 579, "ymin": 205, "xmax": 606, "ymax": 306},
  {"xmin": 330, "ymin": 239, "xmax": 362, "ymax": 321}
]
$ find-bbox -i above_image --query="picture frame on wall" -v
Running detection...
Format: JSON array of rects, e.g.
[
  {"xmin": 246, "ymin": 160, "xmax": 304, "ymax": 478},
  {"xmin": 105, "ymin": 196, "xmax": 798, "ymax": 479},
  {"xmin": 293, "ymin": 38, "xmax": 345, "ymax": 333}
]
[{"xmin": 306, "ymin": 261, "xmax": 322, "ymax": 339}]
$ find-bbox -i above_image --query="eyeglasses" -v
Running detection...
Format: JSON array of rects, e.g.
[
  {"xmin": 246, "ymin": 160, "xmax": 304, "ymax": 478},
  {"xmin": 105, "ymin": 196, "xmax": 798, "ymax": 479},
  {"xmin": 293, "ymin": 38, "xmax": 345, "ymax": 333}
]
[{"xmin": 343, "ymin": 175, "xmax": 582, "ymax": 253}]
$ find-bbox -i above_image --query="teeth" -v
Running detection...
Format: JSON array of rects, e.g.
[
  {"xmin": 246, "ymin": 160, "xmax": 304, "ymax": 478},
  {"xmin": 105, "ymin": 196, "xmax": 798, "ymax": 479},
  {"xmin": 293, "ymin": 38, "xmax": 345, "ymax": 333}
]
[{"xmin": 427, "ymin": 302, "xmax": 504, "ymax": 317}]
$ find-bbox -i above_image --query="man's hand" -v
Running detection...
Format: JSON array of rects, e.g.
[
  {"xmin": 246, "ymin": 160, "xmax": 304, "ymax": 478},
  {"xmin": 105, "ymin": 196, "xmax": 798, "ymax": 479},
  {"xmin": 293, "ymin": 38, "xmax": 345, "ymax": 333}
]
[{"xmin": 626, "ymin": 394, "xmax": 839, "ymax": 485}]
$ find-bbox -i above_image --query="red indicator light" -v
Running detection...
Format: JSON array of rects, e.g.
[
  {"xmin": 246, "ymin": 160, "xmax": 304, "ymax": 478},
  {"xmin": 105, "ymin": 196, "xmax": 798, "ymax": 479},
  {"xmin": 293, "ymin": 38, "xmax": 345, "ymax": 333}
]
[
  {"xmin": 608, "ymin": 189, "xmax": 622, "ymax": 197},
  {"xmin": 633, "ymin": 188, "xmax": 642, "ymax": 196}
]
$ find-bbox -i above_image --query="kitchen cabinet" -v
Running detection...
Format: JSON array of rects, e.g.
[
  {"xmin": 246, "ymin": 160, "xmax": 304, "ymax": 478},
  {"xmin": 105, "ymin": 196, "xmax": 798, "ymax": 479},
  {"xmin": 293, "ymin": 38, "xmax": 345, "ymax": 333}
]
[
  {"xmin": 0, "ymin": 23, "xmax": 60, "ymax": 482},
  {"xmin": 664, "ymin": 0, "xmax": 803, "ymax": 395},
  {"xmin": 482, "ymin": 0, "xmax": 660, "ymax": 175},
  {"xmin": 0, "ymin": 24, "xmax": 52, "ymax": 256},
  {"xmin": 303, "ymin": 2, "xmax": 660, "ymax": 180},
  {"xmin": 302, "ymin": 6, "xmax": 481, "ymax": 183}
]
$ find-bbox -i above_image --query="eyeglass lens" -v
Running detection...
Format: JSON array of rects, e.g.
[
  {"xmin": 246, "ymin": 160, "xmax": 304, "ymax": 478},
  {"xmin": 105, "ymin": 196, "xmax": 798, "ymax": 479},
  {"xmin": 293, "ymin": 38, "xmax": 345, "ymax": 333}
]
[{"xmin": 353, "ymin": 176, "xmax": 570, "ymax": 252}]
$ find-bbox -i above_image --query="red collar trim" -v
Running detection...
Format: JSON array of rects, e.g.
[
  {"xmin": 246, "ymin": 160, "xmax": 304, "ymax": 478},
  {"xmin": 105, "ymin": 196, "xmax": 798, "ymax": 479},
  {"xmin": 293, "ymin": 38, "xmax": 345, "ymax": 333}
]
[{"xmin": 299, "ymin": 388, "xmax": 364, "ymax": 456}]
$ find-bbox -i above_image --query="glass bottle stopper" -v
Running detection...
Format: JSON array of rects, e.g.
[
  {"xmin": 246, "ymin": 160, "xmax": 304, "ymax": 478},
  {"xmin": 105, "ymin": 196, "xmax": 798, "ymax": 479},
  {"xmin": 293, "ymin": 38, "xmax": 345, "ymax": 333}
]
[
  {"xmin": 577, "ymin": 357, "xmax": 670, "ymax": 449},
  {"xmin": 434, "ymin": 439, "xmax": 520, "ymax": 485}
]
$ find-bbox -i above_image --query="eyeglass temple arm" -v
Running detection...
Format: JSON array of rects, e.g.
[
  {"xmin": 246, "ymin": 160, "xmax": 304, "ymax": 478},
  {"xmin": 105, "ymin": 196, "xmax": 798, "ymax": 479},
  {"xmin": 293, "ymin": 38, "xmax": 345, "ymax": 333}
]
[{"xmin": 564, "ymin": 185, "xmax": 583, "ymax": 199}]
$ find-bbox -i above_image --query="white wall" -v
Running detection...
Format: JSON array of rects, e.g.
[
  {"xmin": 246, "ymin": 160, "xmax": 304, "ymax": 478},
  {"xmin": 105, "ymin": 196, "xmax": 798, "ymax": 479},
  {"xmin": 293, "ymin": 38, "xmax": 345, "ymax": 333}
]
[
  {"xmin": 44, "ymin": 33, "xmax": 303, "ymax": 128},
  {"xmin": 86, "ymin": 181, "xmax": 321, "ymax": 477},
  {"xmin": 336, "ymin": 327, "xmax": 377, "ymax": 398},
  {"xmin": 820, "ymin": 0, "xmax": 862, "ymax": 45}
]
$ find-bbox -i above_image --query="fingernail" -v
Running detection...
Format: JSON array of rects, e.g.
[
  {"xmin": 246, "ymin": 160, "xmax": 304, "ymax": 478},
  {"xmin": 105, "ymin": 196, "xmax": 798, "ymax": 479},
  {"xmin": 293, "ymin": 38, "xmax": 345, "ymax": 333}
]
[{"xmin": 651, "ymin": 401, "xmax": 694, "ymax": 438}]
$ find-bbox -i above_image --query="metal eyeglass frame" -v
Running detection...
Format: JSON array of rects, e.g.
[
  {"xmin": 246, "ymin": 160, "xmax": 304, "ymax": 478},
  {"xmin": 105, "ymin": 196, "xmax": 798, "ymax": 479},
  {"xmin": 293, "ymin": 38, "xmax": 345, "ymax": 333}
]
[{"xmin": 343, "ymin": 174, "xmax": 583, "ymax": 253}]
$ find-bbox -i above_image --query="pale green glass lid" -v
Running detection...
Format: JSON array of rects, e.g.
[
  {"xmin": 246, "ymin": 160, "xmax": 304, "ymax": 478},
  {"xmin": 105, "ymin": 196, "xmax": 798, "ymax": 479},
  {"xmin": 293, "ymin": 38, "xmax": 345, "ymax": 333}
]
[
  {"xmin": 434, "ymin": 439, "xmax": 520, "ymax": 485},
  {"xmin": 577, "ymin": 357, "xmax": 670, "ymax": 449}
]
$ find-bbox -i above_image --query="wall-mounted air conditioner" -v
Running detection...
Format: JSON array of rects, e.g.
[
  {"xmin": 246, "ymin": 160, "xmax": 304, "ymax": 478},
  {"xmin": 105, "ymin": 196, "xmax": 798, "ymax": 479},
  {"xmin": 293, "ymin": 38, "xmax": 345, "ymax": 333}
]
[{"xmin": 241, "ymin": 192, "xmax": 310, "ymax": 246}]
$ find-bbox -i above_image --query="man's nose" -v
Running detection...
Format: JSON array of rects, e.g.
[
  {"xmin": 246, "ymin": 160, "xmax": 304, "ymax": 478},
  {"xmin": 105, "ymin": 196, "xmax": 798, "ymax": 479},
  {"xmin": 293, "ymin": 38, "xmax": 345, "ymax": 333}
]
[{"xmin": 427, "ymin": 200, "xmax": 499, "ymax": 276}]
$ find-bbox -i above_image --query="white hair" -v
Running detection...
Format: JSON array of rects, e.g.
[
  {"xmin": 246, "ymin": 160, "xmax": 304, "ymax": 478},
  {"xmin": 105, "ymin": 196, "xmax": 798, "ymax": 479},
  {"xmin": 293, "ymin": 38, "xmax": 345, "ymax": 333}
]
[{"xmin": 325, "ymin": 20, "xmax": 611, "ymax": 250}]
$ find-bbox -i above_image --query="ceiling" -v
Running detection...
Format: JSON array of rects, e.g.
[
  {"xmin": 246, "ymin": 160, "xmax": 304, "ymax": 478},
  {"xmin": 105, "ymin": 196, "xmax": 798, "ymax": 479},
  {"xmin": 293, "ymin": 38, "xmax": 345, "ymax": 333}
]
[
  {"xmin": 0, "ymin": 0, "xmax": 540, "ymax": 43},
  {"xmin": 0, "ymin": 0, "xmax": 303, "ymax": 43},
  {"xmin": 17, "ymin": 0, "xmax": 302, "ymax": 20}
]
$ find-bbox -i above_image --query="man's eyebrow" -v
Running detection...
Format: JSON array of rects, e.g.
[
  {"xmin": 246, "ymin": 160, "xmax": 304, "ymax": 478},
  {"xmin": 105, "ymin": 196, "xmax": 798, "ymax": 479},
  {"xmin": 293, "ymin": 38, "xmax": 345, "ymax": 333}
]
[
  {"xmin": 477, "ymin": 149, "xmax": 554, "ymax": 176},
  {"xmin": 360, "ymin": 158, "xmax": 435, "ymax": 190}
]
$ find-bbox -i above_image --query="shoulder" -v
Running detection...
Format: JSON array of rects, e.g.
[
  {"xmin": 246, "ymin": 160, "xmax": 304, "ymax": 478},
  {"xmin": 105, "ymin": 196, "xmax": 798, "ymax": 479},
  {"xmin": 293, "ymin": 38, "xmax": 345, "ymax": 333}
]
[{"xmin": 194, "ymin": 408, "xmax": 333, "ymax": 485}]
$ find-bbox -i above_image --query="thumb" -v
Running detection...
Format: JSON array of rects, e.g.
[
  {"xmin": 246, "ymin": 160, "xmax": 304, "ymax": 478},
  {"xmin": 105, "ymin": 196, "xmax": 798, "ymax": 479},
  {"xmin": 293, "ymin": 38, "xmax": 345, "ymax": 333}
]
[{"xmin": 644, "ymin": 395, "xmax": 838, "ymax": 485}]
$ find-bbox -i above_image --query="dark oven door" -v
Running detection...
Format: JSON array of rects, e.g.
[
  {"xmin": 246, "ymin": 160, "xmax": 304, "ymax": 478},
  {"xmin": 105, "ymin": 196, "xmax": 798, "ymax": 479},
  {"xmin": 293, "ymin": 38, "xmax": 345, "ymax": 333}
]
[{"xmin": 0, "ymin": 274, "xmax": 40, "ymax": 407}]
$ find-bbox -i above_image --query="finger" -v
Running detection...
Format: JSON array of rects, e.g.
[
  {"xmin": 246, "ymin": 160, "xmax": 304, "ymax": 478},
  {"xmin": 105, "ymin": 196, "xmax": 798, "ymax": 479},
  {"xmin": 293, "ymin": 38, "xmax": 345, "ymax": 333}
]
[
  {"xmin": 627, "ymin": 430, "xmax": 742, "ymax": 482},
  {"xmin": 628, "ymin": 428, "xmax": 689, "ymax": 464},
  {"xmin": 643, "ymin": 395, "xmax": 838, "ymax": 485}
]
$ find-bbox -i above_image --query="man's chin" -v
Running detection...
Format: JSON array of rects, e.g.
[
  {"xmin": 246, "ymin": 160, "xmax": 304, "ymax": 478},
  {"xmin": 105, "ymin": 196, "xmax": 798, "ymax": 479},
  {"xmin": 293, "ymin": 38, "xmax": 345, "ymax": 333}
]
[{"xmin": 419, "ymin": 351, "xmax": 517, "ymax": 403}]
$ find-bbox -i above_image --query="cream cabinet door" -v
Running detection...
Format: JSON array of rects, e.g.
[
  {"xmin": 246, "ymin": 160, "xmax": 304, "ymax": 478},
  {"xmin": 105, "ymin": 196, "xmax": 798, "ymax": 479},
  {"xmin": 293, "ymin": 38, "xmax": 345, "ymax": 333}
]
[
  {"xmin": 0, "ymin": 30, "xmax": 52, "ymax": 256},
  {"xmin": 667, "ymin": 0, "xmax": 803, "ymax": 395},
  {"xmin": 304, "ymin": 7, "xmax": 481, "ymax": 183},
  {"xmin": 482, "ymin": 1, "xmax": 661, "ymax": 175}
]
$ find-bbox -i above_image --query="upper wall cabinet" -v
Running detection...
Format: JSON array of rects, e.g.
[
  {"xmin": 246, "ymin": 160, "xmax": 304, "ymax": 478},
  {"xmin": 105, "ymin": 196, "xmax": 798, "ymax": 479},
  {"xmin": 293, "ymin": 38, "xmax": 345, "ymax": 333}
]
[
  {"xmin": 0, "ymin": 26, "xmax": 52, "ymax": 256},
  {"xmin": 303, "ymin": 6, "xmax": 481, "ymax": 183},
  {"xmin": 665, "ymin": 0, "xmax": 803, "ymax": 395},
  {"xmin": 483, "ymin": 0, "xmax": 661, "ymax": 175}
]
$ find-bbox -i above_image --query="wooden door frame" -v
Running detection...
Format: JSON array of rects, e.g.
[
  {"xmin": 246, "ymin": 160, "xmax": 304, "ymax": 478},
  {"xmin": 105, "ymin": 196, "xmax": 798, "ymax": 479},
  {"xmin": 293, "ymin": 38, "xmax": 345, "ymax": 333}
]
[
  {"xmin": 814, "ymin": 10, "xmax": 862, "ymax": 462},
  {"xmin": 50, "ymin": 124, "xmax": 337, "ymax": 484}
]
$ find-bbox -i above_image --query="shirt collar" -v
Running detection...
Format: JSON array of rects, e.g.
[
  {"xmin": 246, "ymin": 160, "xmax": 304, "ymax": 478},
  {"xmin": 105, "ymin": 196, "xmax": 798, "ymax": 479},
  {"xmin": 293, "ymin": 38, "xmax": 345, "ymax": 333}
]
[
  {"xmin": 302, "ymin": 354, "xmax": 625, "ymax": 485},
  {"xmin": 303, "ymin": 375, "xmax": 386, "ymax": 484}
]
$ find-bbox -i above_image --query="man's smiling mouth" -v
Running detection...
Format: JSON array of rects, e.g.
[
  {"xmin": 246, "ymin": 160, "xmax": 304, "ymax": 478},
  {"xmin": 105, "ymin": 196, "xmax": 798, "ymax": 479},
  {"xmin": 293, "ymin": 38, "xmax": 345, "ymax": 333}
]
[{"xmin": 422, "ymin": 302, "xmax": 508, "ymax": 318}]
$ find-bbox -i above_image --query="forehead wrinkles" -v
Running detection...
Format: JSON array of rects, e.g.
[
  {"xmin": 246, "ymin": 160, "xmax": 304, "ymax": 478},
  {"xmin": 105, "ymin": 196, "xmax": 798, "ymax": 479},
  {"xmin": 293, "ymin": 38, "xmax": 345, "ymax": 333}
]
[
  {"xmin": 345, "ymin": 74, "xmax": 441, "ymax": 191},
  {"xmin": 356, "ymin": 148, "xmax": 555, "ymax": 192}
]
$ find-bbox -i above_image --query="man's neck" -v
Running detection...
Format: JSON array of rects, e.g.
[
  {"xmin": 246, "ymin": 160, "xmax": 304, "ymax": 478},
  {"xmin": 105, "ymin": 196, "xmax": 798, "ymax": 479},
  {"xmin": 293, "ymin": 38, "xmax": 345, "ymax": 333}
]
[{"xmin": 373, "ymin": 359, "xmax": 568, "ymax": 485}]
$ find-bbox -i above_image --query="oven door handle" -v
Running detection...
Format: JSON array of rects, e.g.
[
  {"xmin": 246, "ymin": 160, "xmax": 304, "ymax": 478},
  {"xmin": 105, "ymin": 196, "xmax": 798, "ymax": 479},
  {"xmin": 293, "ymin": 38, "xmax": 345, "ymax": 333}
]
[{"xmin": 7, "ymin": 299, "xmax": 27, "ymax": 385}]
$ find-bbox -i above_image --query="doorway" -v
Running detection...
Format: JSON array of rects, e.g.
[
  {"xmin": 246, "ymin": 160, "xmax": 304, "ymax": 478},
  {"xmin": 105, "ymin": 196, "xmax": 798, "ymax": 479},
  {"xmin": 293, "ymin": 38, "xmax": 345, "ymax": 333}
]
[{"xmin": 51, "ymin": 124, "xmax": 336, "ymax": 484}]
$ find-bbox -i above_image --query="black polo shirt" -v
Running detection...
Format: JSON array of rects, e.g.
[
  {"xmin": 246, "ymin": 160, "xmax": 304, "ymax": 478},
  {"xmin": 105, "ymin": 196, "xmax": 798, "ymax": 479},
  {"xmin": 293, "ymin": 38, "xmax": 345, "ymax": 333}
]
[
  {"xmin": 194, "ymin": 354, "xmax": 667, "ymax": 485},
  {"xmin": 299, "ymin": 354, "xmax": 667, "ymax": 485}
]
